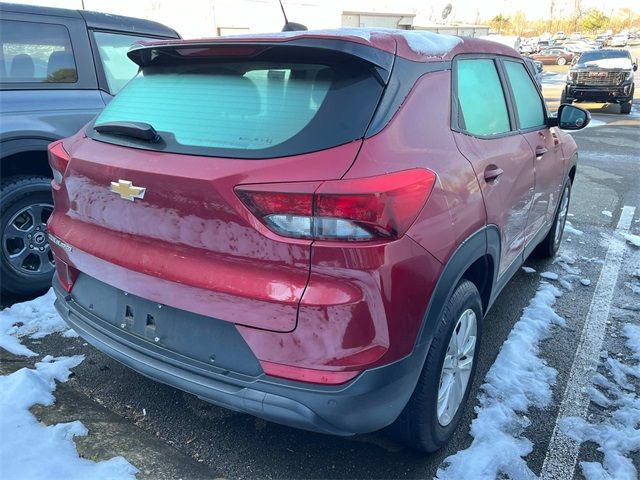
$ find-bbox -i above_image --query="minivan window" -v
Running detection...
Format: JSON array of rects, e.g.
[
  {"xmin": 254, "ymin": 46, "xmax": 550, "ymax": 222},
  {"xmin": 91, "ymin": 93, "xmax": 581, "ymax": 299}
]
[
  {"xmin": 0, "ymin": 19, "xmax": 77, "ymax": 83},
  {"xmin": 92, "ymin": 31, "xmax": 147, "ymax": 95},
  {"xmin": 91, "ymin": 59, "xmax": 383, "ymax": 159},
  {"xmin": 456, "ymin": 58, "xmax": 511, "ymax": 136},
  {"xmin": 504, "ymin": 61, "xmax": 545, "ymax": 129}
]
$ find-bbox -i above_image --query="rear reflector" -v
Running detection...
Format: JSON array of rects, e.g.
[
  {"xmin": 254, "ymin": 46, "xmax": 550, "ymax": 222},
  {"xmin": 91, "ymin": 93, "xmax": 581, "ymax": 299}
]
[
  {"xmin": 236, "ymin": 169, "xmax": 436, "ymax": 241},
  {"xmin": 55, "ymin": 259, "xmax": 78, "ymax": 293},
  {"xmin": 260, "ymin": 361, "xmax": 361, "ymax": 385},
  {"xmin": 48, "ymin": 141, "xmax": 70, "ymax": 185}
]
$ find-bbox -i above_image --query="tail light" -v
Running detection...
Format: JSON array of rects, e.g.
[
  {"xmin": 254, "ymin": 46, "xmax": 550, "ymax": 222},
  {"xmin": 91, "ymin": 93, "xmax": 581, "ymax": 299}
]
[
  {"xmin": 235, "ymin": 169, "xmax": 436, "ymax": 242},
  {"xmin": 48, "ymin": 141, "xmax": 70, "ymax": 184}
]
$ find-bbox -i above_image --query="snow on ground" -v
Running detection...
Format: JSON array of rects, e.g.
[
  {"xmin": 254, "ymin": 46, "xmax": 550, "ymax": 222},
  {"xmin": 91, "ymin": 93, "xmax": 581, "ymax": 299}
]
[
  {"xmin": 624, "ymin": 233, "xmax": 640, "ymax": 248},
  {"xmin": 0, "ymin": 355, "xmax": 138, "ymax": 480},
  {"xmin": 436, "ymin": 283, "xmax": 564, "ymax": 480},
  {"xmin": 564, "ymin": 222, "xmax": 584, "ymax": 236},
  {"xmin": 540, "ymin": 271, "xmax": 559, "ymax": 280},
  {"xmin": 522, "ymin": 267, "xmax": 536, "ymax": 273},
  {"xmin": 0, "ymin": 289, "xmax": 76, "ymax": 357},
  {"xmin": 560, "ymin": 323, "xmax": 640, "ymax": 480},
  {"xmin": 1, "ymin": 292, "xmax": 137, "ymax": 479}
]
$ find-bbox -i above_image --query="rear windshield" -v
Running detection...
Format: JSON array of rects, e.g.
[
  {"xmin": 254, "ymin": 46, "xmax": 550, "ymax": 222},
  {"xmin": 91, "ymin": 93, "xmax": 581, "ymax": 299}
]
[
  {"xmin": 575, "ymin": 50, "xmax": 632, "ymax": 69},
  {"xmin": 90, "ymin": 57, "xmax": 384, "ymax": 159}
]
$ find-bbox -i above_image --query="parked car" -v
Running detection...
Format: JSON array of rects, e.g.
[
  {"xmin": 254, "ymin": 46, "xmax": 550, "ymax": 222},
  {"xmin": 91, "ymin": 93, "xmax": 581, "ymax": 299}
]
[
  {"xmin": 609, "ymin": 34, "xmax": 629, "ymax": 47},
  {"xmin": 0, "ymin": 3, "xmax": 179, "ymax": 298},
  {"xmin": 555, "ymin": 31, "xmax": 567, "ymax": 40},
  {"xmin": 524, "ymin": 57, "xmax": 544, "ymax": 85},
  {"xmin": 47, "ymin": 29, "xmax": 589, "ymax": 452},
  {"xmin": 563, "ymin": 48, "xmax": 637, "ymax": 114},
  {"xmin": 569, "ymin": 32, "xmax": 582, "ymax": 40},
  {"xmin": 531, "ymin": 48, "xmax": 575, "ymax": 65}
]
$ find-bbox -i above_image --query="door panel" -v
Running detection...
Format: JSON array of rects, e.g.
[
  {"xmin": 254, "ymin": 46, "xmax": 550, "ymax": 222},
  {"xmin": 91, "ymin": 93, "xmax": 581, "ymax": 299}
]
[
  {"xmin": 501, "ymin": 59, "xmax": 565, "ymax": 247},
  {"xmin": 454, "ymin": 133, "xmax": 534, "ymax": 274},
  {"xmin": 521, "ymin": 128, "xmax": 564, "ymax": 243},
  {"xmin": 452, "ymin": 57, "xmax": 535, "ymax": 275}
]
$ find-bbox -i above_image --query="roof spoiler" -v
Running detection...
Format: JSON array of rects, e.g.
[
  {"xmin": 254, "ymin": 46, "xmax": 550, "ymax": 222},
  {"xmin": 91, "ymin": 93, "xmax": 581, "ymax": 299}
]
[{"xmin": 127, "ymin": 38, "xmax": 395, "ymax": 84}]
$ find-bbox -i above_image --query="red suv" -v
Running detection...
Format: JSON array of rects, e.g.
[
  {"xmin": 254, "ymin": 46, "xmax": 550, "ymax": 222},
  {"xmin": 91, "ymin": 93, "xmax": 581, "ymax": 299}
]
[{"xmin": 48, "ymin": 30, "xmax": 589, "ymax": 452}]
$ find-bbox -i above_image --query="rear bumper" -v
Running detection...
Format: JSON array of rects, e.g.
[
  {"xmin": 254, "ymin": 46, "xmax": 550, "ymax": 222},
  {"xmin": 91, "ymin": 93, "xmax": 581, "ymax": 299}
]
[
  {"xmin": 53, "ymin": 276, "xmax": 424, "ymax": 436},
  {"xmin": 565, "ymin": 83, "xmax": 633, "ymax": 102}
]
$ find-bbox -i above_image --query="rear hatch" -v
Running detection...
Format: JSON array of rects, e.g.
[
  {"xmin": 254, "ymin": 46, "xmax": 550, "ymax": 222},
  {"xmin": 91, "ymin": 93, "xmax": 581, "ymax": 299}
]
[{"xmin": 50, "ymin": 38, "xmax": 392, "ymax": 333}]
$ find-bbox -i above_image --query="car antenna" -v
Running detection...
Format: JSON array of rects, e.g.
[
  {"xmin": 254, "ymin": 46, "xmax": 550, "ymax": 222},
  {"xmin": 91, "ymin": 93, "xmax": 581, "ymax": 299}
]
[{"xmin": 278, "ymin": 0, "xmax": 307, "ymax": 32}]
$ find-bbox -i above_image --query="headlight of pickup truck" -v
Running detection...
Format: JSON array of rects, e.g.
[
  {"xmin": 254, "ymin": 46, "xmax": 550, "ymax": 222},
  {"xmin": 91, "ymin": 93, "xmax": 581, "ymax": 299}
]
[
  {"xmin": 567, "ymin": 71, "xmax": 577, "ymax": 83},
  {"xmin": 624, "ymin": 71, "xmax": 633, "ymax": 82}
]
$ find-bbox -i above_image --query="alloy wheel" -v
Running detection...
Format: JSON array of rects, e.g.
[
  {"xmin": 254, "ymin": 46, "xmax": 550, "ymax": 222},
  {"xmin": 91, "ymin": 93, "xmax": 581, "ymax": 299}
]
[
  {"xmin": 437, "ymin": 308, "xmax": 477, "ymax": 427},
  {"xmin": 554, "ymin": 185, "xmax": 570, "ymax": 249},
  {"xmin": 2, "ymin": 203, "xmax": 55, "ymax": 276}
]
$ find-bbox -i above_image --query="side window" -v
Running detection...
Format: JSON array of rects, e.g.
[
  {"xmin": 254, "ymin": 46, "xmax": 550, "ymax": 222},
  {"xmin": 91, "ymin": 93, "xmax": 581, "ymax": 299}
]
[
  {"xmin": 92, "ymin": 31, "xmax": 148, "ymax": 95},
  {"xmin": 455, "ymin": 58, "xmax": 511, "ymax": 136},
  {"xmin": 503, "ymin": 61, "xmax": 545, "ymax": 129},
  {"xmin": 0, "ymin": 19, "xmax": 77, "ymax": 83}
]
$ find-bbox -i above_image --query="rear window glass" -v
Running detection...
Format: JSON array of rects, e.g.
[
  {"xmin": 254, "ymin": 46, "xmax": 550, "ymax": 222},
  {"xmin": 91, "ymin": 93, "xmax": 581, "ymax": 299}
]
[
  {"xmin": 91, "ymin": 58, "xmax": 383, "ymax": 159},
  {"xmin": 0, "ymin": 19, "xmax": 77, "ymax": 83}
]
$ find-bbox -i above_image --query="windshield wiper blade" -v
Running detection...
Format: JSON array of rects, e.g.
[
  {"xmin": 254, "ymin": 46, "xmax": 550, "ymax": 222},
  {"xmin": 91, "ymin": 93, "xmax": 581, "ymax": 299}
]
[{"xmin": 94, "ymin": 121, "xmax": 161, "ymax": 142}]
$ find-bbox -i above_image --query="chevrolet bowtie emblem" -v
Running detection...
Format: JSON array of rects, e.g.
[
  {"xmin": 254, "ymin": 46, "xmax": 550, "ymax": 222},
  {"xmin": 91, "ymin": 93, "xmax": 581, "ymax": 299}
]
[{"xmin": 110, "ymin": 179, "xmax": 146, "ymax": 201}]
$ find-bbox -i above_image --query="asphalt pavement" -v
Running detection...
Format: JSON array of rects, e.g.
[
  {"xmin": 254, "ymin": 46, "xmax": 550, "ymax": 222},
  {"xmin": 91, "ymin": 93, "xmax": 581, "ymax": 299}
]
[{"xmin": 1, "ymin": 51, "xmax": 639, "ymax": 479}]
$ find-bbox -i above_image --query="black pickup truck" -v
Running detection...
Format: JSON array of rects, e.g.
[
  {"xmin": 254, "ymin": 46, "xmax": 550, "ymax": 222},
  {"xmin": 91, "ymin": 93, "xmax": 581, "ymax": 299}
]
[
  {"xmin": 562, "ymin": 49, "xmax": 637, "ymax": 114},
  {"xmin": 1, "ymin": 3, "xmax": 179, "ymax": 298}
]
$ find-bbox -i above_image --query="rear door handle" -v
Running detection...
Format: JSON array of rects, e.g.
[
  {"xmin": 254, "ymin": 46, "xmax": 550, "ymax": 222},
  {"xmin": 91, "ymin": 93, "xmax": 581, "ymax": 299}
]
[
  {"xmin": 535, "ymin": 146, "xmax": 548, "ymax": 159},
  {"xmin": 484, "ymin": 165, "xmax": 504, "ymax": 183}
]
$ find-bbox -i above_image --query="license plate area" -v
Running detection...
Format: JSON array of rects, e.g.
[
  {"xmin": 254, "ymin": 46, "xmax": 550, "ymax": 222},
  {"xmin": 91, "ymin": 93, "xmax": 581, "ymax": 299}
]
[{"xmin": 71, "ymin": 273, "xmax": 262, "ymax": 376}]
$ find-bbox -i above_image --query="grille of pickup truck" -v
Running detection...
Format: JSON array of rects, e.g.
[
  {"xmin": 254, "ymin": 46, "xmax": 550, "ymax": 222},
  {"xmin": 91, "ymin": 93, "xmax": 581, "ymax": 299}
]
[{"xmin": 575, "ymin": 71, "xmax": 625, "ymax": 86}]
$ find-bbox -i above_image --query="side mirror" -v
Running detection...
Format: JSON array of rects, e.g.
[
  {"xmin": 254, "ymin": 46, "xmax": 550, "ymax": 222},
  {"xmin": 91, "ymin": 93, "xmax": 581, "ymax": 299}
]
[
  {"xmin": 633, "ymin": 62, "xmax": 638, "ymax": 72},
  {"xmin": 556, "ymin": 104, "xmax": 591, "ymax": 130}
]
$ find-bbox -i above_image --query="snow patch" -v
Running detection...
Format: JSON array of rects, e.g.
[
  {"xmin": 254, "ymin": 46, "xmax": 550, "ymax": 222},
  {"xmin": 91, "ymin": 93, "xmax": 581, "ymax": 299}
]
[
  {"xmin": 580, "ymin": 278, "xmax": 592, "ymax": 286},
  {"xmin": 0, "ymin": 356, "xmax": 138, "ymax": 479},
  {"xmin": 564, "ymin": 222, "xmax": 584, "ymax": 236},
  {"xmin": 436, "ymin": 284, "xmax": 564, "ymax": 480},
  {"xmin": 560, "ymin": 323, "xmax": 640, "ymax": 480},
  {"xmin": 522, "ymin": 267, "xmax": 536, "ymax": 273},
  {"xmin": 0, "ymin": 289, "xmax": 71, "ymax": 356},
  {"xmin": 623, "ymin": 233, "xmax": 640, "ymax": 247},
  {"xmin": 540, "ymin": 271, "xmax": 559, "ymax": 280},
  {"xmin": 220, "ymin": 28, "xmax": 462, "ymax": 56},
  {"xmin": 602, "ymin": 210, "xmax": 613, "ymax": 217}
]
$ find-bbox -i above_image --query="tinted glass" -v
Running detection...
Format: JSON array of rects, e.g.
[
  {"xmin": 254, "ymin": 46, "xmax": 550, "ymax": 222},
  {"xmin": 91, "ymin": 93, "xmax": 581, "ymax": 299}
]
[
  {"xmin": 456, "ymin": 58, "xmax": 510, "ymax": 136},
  {"xmin": 504, "ymin": 61, "xmax": 545, "ymax": 129},
  {"xmin": 0, "ymin": 20, "xmax": 77, "ymax": 83},
  {"xmin": 93, "ymin": 32, "xmax": 150, "ymax": 95},
  {"xmin": 92, "ymin": 59, "xmax": 382, "ymax": 158}
]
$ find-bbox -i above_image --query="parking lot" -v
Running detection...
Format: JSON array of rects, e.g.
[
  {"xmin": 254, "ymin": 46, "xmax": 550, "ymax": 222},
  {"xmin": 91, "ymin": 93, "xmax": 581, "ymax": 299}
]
[{"xmin": 1, "ymin": 45, "xmax": 639, "ymax": 480}]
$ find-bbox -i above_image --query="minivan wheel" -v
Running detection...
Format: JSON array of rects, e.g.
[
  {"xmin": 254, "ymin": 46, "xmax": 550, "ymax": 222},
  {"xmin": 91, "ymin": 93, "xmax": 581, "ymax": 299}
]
[
  {"xmin": 1, "ymin": 176, "xmax": 55, "ymax": 297},
  {"xmin": 388, "ymin": 280, "xmax": 482, "ymax": 452},
  {"xmin": 534, "ymin": 179, "xmax": 572, "ymax": 259}
]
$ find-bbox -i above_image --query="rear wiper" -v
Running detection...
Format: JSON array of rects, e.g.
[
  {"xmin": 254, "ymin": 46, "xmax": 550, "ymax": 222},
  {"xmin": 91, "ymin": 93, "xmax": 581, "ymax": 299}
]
[{"xmin": 94, "ymin": 121, "xmax": 161, "ymax": 143}]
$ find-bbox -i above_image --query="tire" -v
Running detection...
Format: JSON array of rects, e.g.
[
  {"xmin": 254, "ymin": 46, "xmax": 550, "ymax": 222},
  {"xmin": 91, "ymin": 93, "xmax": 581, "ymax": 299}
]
[
  {"xmin": 534, "ymin": 179, "xmax": 572, "ymax": 259},
  {"xmin": 557, "ymin": 57, "xmax": 567, "ymax": 65},
  {"xmin": 1, "ymin": 175, "xmax": 55, "ymax": 297},
  {"xmin": 620, "ymin": 100, "xmax": 632, "ymax": 114},
  {"xmin": 388, "ymin": 280, "xmax": 482, "ymax": 452}
]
